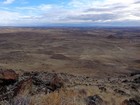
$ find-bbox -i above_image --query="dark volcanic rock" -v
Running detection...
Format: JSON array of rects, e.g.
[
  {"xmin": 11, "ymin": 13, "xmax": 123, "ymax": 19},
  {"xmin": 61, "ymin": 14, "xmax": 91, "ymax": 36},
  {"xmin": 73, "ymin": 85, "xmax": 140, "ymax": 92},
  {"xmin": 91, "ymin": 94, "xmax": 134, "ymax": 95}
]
[
  {"xmin": 130, "ymin": 72, "xmax": 140, "ymax": 77},
  {"xmin": 98, "ymin": 86, "xmax": 107, "ymax": 92},
  {"xmin": 133, "ymin": 77, "xmax": 140, "ymax": 83},
  {"xmin": 121, "ymin": 99, "xmax": 140, "ymax": 105},
  {"xmin": 134, "ymin": 60, "xmax": 140, "ymax": 63},
  {"xmin": 49, "ymin": 74, "xmax": 64, "ymax": 91},
  {"xmin": 0, "ymin": 69, "xmax": 18, "ymax": 80},
  {"xmin": 0, "ymin": 69, "xmax": 18, "ymax": 85},
  {"xmin": 114, "ymin": 89, "xmax": 126, "ymax": 95},
  {"xmin": 86, "ymin": 95, "xmax": 106, "ymax": 105}
]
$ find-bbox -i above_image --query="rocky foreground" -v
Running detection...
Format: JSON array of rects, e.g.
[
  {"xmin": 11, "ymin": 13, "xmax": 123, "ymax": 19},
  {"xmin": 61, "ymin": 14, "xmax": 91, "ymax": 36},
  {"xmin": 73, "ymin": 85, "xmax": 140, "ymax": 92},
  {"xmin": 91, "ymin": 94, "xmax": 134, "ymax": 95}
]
[{"xmin": 0, "ymin": 69, "xmax": 140, "ymax": 105}]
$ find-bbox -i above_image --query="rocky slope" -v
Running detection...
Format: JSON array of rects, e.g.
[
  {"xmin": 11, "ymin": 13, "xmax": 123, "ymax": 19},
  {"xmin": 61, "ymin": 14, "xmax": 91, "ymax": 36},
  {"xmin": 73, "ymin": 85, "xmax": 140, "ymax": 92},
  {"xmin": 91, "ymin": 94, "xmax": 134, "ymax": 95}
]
[{"xmin": 0, "ymin": 69, "xmax": 140, "ymax": 105}]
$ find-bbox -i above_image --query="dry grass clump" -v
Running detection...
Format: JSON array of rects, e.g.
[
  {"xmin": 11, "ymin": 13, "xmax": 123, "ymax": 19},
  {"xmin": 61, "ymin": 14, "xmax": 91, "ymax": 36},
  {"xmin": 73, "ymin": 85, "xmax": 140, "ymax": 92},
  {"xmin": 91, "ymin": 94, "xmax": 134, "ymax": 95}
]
[
  {"xmin": 12, "ymin": 96, "xmax": 30, "ymax": 105},
  {"xmin": 29, "ymin": 88, "xmax": 86, "ymax": 105},
  {"xmin": 13, "ymin": 86, "xmax": 127, "ymax": 105}
]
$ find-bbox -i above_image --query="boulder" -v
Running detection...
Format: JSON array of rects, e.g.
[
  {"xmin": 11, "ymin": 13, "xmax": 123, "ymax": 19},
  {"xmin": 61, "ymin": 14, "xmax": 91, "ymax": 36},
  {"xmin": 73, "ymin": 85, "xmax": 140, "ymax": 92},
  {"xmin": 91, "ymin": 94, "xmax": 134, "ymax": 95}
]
[
  {"xmin": 0, "ymin": 69, "xmax": 18, "ymax": 85},
  {"xmin": 133, "ymin": 77, "xmax": 140, "ymax": 83},
  {"xmin": 0, "ymin": 69, "xmax": 18, "ymax": 80},
  {"xmin": 114, "ymin": 89, "xmax": 126, "ymax": 95},
  {"xmin": 98, "ymin": 86, "xmax": 107, "ymax": 92},
  {"xmin": 86, "ymin": 95, "xmax": 107, "ymax": 105},
  {"xmin": 49, "ymin": 74, "xmax": 64, "ymax": 91},
  {"xmin": 121, "ymin": 99, "xmax": 140, "ymax": 105}
]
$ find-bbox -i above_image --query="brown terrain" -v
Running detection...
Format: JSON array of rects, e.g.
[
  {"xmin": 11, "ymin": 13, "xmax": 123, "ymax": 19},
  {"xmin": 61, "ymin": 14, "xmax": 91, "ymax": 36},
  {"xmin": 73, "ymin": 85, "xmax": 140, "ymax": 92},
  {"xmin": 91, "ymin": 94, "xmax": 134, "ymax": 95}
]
[{"xmin": 0, "ymin": 27, "xmax": 139, "ymax": 105}]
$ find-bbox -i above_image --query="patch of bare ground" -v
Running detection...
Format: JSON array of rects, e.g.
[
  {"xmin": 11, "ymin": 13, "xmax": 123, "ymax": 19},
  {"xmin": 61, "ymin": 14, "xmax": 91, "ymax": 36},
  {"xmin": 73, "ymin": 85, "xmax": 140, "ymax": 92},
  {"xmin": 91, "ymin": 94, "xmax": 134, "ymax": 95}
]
[{"xmin": 50, "ymin": 54, "xmax": 71, "ymax": 60}]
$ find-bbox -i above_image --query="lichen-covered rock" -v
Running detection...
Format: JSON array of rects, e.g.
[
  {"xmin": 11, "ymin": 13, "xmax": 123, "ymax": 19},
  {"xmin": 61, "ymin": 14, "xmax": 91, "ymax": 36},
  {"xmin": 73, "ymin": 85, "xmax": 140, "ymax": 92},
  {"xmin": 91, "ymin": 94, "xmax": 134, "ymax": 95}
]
[{"xmin": 0, "ymin": 69, "xmax": 18, "ymax": 80}]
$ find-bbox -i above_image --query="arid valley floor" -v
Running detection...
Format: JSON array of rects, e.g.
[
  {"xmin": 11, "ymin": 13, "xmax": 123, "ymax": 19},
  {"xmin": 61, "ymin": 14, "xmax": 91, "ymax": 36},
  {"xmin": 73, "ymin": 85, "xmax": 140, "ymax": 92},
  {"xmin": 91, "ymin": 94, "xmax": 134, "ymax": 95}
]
[{"xmin": 0, "ymin": 28, "xmax": 140, "ymax": 105}]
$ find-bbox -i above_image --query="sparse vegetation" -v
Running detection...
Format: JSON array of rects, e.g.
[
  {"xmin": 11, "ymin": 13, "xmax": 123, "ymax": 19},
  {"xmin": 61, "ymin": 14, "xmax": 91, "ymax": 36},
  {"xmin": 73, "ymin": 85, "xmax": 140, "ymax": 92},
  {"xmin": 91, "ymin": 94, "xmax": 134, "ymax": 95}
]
[{"xmin": 0, "ymin": 28, "xmax": 139, "ymax": 105}]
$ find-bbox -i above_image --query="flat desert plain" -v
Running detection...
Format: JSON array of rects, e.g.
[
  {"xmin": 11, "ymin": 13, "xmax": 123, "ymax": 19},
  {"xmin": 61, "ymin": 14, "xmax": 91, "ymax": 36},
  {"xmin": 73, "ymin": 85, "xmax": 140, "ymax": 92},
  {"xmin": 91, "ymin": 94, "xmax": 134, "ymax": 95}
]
[{"xmin": 0, "ymin": 28, "xmax": 139, "ymax": 77}]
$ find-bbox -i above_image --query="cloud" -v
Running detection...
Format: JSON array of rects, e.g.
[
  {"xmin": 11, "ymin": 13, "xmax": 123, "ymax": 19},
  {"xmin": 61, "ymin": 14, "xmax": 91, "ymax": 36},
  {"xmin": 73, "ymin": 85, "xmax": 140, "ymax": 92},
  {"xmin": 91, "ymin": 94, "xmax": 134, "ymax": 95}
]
[
  {"xmin": 3, "ymin": 0, "xmax": 15, "ymax": 4},
  {"xmin": 66, "ymin": 13, "xmax": 118, "ymax": 22},
  {"xmin": 65, "ymin": 0, "xmax": 140, "ymax": 23},
  {"xmin": 0, "ymin": 0, "xmax": 140, "ymax": 26},
  {"xmin": 0, "ymin": 10, "xmax": 21, "ymax": 25}
]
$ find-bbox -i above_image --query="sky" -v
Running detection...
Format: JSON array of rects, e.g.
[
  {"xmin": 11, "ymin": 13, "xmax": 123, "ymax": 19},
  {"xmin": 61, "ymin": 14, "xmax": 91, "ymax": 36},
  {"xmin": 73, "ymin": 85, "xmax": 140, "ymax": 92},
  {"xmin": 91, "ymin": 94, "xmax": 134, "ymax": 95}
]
[{"xmin": 0, "ymin": 0, "xmax": 140, "ymax": 26}]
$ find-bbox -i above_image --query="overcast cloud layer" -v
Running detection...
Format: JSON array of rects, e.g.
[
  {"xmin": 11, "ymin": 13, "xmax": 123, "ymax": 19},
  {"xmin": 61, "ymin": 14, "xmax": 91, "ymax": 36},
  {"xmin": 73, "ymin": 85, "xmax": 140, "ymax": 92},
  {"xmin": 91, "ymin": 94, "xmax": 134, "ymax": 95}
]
[{"xmin": 0, "ymin": 0, "xmax": 140, "ymax": 26}]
